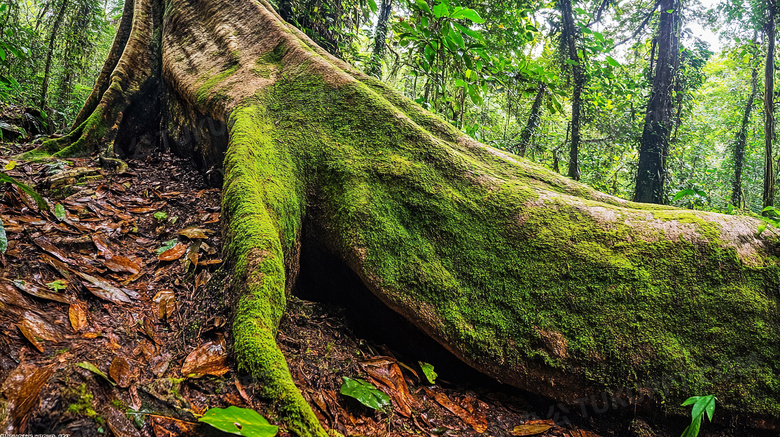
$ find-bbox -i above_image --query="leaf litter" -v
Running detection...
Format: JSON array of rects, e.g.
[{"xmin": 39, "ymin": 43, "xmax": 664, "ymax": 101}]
[{"xmin": 0, "ymin": 143, "xmax": 611, "ymax": 436}]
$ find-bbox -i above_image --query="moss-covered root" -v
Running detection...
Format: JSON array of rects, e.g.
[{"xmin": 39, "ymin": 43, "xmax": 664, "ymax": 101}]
[
  {"xmin": 223, "ymin": 105, "xmax": 323, "ymax": 436},
  {"xmin": 21, "ymin": 0, "xmax": 156, "ymax": 160}
]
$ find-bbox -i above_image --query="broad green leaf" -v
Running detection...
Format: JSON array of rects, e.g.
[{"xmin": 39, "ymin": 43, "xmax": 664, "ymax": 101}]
[
  {"xmin": 0, "ymin": 47, "xmax": 5, "ymax": 62},
  {"xmin": 366, "ymin": 0, "xmax": 378, "ymax": 13},
  {"xmin": 673, "ymin": 188, "xmax": 695, "ymax": 202},
  {"xmin": 453, "ymin": 23, "xmax": 485, "ymax": 44},
  {"xmin": 432, "ymin": 0, "xmax": 449, "ymax": 18},
  {"xmin": 412, "ymin": 0, "xmax": 432, "ymax": 16},
  {"xmin": 199, "ymin": 406, "xmax": 278, "ymax": 437},
  {"xmin": 758, "ymin": 222, "xmax": 768, "ymax": 235},
  {"xmin": 681, "ymin": 394, "xmax": 714, "ymax": 437},
  {"xmin": 154, "ymin": 211, "xmax": 169, "ymax": 221},
  {"xmin": 419, "ymin": 361, "xmax": 437, "ymax": 384},
  {"xmin": 0, "ymin": 218, "xmax": 6, "ymax": 254},
  {"xmin": 54, "ymin": 203, "xmax": 66, "ymax": 221},
  {"xmin": 449, "ymin": 27, "xmax": 465, "ymax": 48},
  {"xmin": 77, "ymin": 362, "xmax": 116, "ymax": 385},
  {"xmin": 156, "ymin": 239, "xmax": 178, "ymax": 255},
  {"xmin": 0, "ymin": 172, "xmax": 49, "ymax": 211},
  {"xmin": 467, "ymin": 84, "xmax": 482, "ymax": 106},
  {"xmin": 606, "ymin": 56, "xmax": 620, "ymax": 68},
  {"xmin": 450, "ymin": 7, "xmax": 484, "ymax": 23},
  {"xmin": 340, "ymin": 376, "xmax": 391, "ymax": 411}
]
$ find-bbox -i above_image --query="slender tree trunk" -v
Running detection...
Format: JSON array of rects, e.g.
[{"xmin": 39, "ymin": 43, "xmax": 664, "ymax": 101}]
[
  {"xmin": 733, "ymin": 37, "xmax": 760, "ymax": 208},
  {"xmin": 559, "ymin": 0, "xmax": 584, "ymax": 181},
  {"xmin": 40, "ymin": 0, "xmax": 70, "ymax": 112},
  {"xmin": 517, "ymin": 83, "xmax": 546, "ymax": 157},
  {"xmin": 634, "ymin": 0, "xmax": 680, "ymax": 204},
  {"xmin": 764, "ymin": 6, "xmax": 776, "ymax": 211},
  {"xmin": 367, "ymin": 0, "xmax": 392, "ymax": 78}
]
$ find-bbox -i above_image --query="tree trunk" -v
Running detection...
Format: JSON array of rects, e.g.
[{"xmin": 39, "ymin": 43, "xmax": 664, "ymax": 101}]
[
  {"xmin": 764, "ymin": 7, "xmax": 776, "ymax": 211},
  {"xmin": 559, "ymin": 0, "xmax": 584, "ymax": 181},
  {"xmin": 40, "ymin": 0, "xmax": 70, "ymax": 112},
  {"xmin": 21, "ymin": 0, "xmax": 780, "ymax": 434},
  {"xmin": 517, "ymin": 83, "xmax": 546, "ymax": 157},
  {"xmin": 367, "ymin": 0, "xmax": 392, "ymax": 78},
  {"xmin": 733, "ymin": 42, "xmax": 760, "ymax": 209},
  {"xmin": 634, "ymin": 0, "xmax": 680, "ymax": 204}
]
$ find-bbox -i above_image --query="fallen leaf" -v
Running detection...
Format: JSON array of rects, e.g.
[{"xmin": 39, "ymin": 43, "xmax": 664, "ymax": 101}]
[
  {"xmin": 181, "ymin": 339, "xmax": 229, "ymax": 377},
  {"xmin": 69, "ymin": 302, "xmax": 89, "ymax": 332},
  {"xmin": 185, "ymin": 240, "xmax": 200, "ymax": 270},
  {"xmin": 109, "ymin": 356, "xmax": 134, "ymax": 388},
  {"xmin": 5, "ymin": 160, "xmax": 17, "ymax": 170},
  {"xmin": 77, "ymin": 362, "xmax": 116, "ymax": 385},
  {"xmin": 178, "ymin": 227, "xmax": 213, "ymax": 239},
  {"xmin": 511, "ymin": 420, "xmax": 554, "ymax": 436},
  {"xmin": 153, "ymin": 290, "xmax": 176, "ymax": 320},
  {"xmin": 17, "ymin": 311, "xmax": 58, "ymax": 352},
  {"xmin": 149, "ymin": 415, "xmax": 200, "ymax": 437},
  {"xmin": 11, "ymin": 279, "xmax": 71, "ymax": 304},
  {"xmin": 361, "ymin": 357, "xmax": 418, "ymax": 417},
  {"xmin": 105, "ymin": 255, "xmax": 141, "ymax": 275},
  {"xmin": 197, "ymin": 258, "xmax": 222, "ymax": 266},
  {"xmin": 7, "ymin": 365, "xmax": 54, "ymax": 432},
  {"xmin": 159, "ymin": 243, "xmax": 186, "ymax": 261},
  {"xmin": 74, "ymin": 270, "xmax": 132, "ymax": 304},
  {"xmin": 91, "ymin": 233, "xmax": 114, "ymax": 257},
  {"xmin": 107, "ymin": 406, "xmax": 142, "ymax": 437},
  {"xmin": 425, "ymin": 387, "xmax": 487, "ymax": 433},
  {"xmin": 195, "ymin": 270, "xmax": 211, "ymax": 289}
]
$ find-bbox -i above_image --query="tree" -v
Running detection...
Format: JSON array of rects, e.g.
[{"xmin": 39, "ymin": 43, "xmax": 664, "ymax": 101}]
[
  {"xmin": 634, "ymin": 0, "xmax": 680, "ymax": 203},
  {"xmin": 732, "ymin": 34, "xmax": 760, "ymax": 209},
  {"xmin": 367, "ymin": 0, "xmax": 393, "ymax": 78},
  {"xmin": 21, "ymin": 0, "xmax": 780, "ymax": 435},
  {"xmin": 763, "ymin": 0, "xmax": 776, "ymax": 210},
  {"xmin": 558, "ymin": 0, "xmax": 585, "ymax": 180}
]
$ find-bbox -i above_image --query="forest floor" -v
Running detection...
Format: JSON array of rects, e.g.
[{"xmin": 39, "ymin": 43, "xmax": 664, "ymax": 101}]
[{"xmin": 0, "ymin": 138, "xmax": 771, "ymax": 437}]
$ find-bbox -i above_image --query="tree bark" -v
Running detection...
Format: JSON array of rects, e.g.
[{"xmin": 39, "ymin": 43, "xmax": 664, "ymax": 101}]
[
  {"xmin": 40, "ymin": 0, "xmax": 70, "ymax": 112},
  {"xmin": 367, "ymin": 0, "xmax": 392, "ymax": 78},
  {"xmin": 559, "ymin": 0, "xmax": 584, "ymax": 181},
  {"xmin": 634, "ymin": 0, "xmax": 680, "ymax": 204},
  {"xmin": 517, "ymin": 83, "xmax": 546, "ymax": 157},
  {"xmin": 21, "ymin": 0, "xmax": 780, "ymax": 434},
  {"xmin": 733, "ymin": 38, "xmax": 760, "ymax": 209},
  {"xmin": 764, "ymin": 6, "xmax": 776, "ymax": 211}
]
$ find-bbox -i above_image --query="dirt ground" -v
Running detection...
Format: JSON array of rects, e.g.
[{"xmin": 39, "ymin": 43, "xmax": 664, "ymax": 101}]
[{"xmin": 0, "ymin": 138, "xmax": 776, "ymax": 437}]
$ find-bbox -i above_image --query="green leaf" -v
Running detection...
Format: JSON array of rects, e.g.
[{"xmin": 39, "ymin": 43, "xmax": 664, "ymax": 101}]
[
  {"xmin": 156, "ymin": 239, "xmax": 178, "ymax": 255},
  {"xmin": 0, "ymin": 172, "xmax": 49, "ymax": 211},
  {"xmin": 0, "ymin": 217, "xmax": 6, "ymax": 254},
  {"xmin": 453, "ymin": 23, "xmax": 485, "ymax": 44},
  {"xmin": 758, "ymin": 222, "xmax": 768, "ymax": 235},
  {"xmin": 77, "ymin": 362, "xmax": 116, "ymax": 385},
  {"xmin": 340, "ymin": 376, "xmax": 391, "ymax": 411},
  {"xmin": 419, "ymin": 361, "xmax": 437, "ymax": 384},
  {"xmin": 432, "ymin": 0, "xmax": 449, "ymax": 18},
  {"xmin": 54, "ymin": 203, "xmax": 66, "ymax": 221},
  {"xmin": 199, "ymin": 406, "xmax": 278, "ymax": 437},
  {"xmin": 412, "ymin": 0, "xmax": 432, "ymax": 16},
  {"xmin": 606, "ymin": 56, "xmax": 620, "ymax": 68},
  {"xmin": 366, "ymin": 0, "xmax": 378, "ymax": 13},
  {"xmin": 450, "ymin": 7, "xmax": 485, "ymax": 23},
  {"xmin": 47, "ymin": 279, "xmax": 68, "ymax": 292},
  {"xmin": 467, "ymin": 84, "xmax": 482, "ymax": 105},
  {"xmin": 154, "ymin": 211, "xmax": 169, "ymax": 221},
  {"xmin": 449, "ymin": 27, "xmax": 465, "ymax": 48},
  {"xmin": 0, "ymin": 47, "xmax": 5, "ymax": 63},
  {"xmin": 673, "ymin": 188, "xmax": 695, "ymax": 202},
  {"xmin": 681, "ymin": 394, "xmax": 714, "ymax": 437}
]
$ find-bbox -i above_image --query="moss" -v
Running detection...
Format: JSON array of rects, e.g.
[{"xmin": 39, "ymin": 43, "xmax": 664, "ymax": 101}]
[
  {"xmin": 196, "ymin": 65, "xmax": 239, "ymax": 106},
  {"xmin": 233, "ymin": 69, "xmax": 780, "ymax": 417}
]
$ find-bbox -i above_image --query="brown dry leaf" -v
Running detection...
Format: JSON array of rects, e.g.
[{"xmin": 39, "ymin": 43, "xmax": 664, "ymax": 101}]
[
  {"xmin": 181, "ymin": 339, "xmax": 229, "ymax": 377},
  {"xmin": 109, "ymin": 356, "xmax": 134, "ymax": 388},
  {"xmin": 149, "ymin": 350, "xmax": 171, "ymax": 377},
  {"xmin": 178, "ymin": 227, "xmax": 213, "ymax": 239},
  {"xmin": 195, "ymin": 270, "xmax": 211, "ymax": 289},
  {"xmin": 17, "ymin": 311, "xmax": 58, "ymax": 353},
  {"xmin": 185, "ymin": 240, "xmax": 200, "ymax": 270},
  {"xmin": 128, "ymin": 206, "xmax": 157, "ymax": 214},
  {"xmin": 149, "ymin": 415, "xmax": 200, "ymax": 437},
  {"xmin": 105, "ymin": 255, "xmax": 141, "ymax": 275},
  {"xmin": 159, "ymin": 243, "xmax": 186, "ymax": 261},
  {"xmin": 0, "ymin": 282, "xmax": 35, "ymax": 311},
  {"xmin": 425, "ymin": 387, "xmax": 487, "ymax": 433},
  {"xmin": 91, "ymin": 233, "xmax": 114, "ymax": 258},
  {"xmin": 69, "ymin": 302, "xmax": 89, "ymax": 332},
  {"xmin": 361, "ymin": 357, "xmax": 418, "ymax": 417},
  {"xmin": 74, "ymin": 271, "xmax": 131, "ymax": 304},
  {"xmin": 106, "ymin": 406, "xmax": 142, "ymax": 437},
  {"xmin": 153, "ymin": 290, "xmax": 176, "ymax": 320},
  {"xmin": 567, "ymin": 430, "xmax": 601, "ymax": 437},
  {"xmin": 32, "ymin": 237, "xmax": 74, "ymax": 264},
  {"xmin": 197, "ymin": 258, "xmax": 222, "ymax": 266},
  {"xmin": 511, "ymin": 420, "xmax": 554, "ymax": 436},
  {"xmin": 6, "ymin": 365, "xmax": 54, "ymax": 432},
  {"xmin": 10, "ymin": 279, "xmax": 71, "ymax": 304},
  {"xmin": 142, "ymin": 316, "xmax": 160, "ymax": 344}
]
